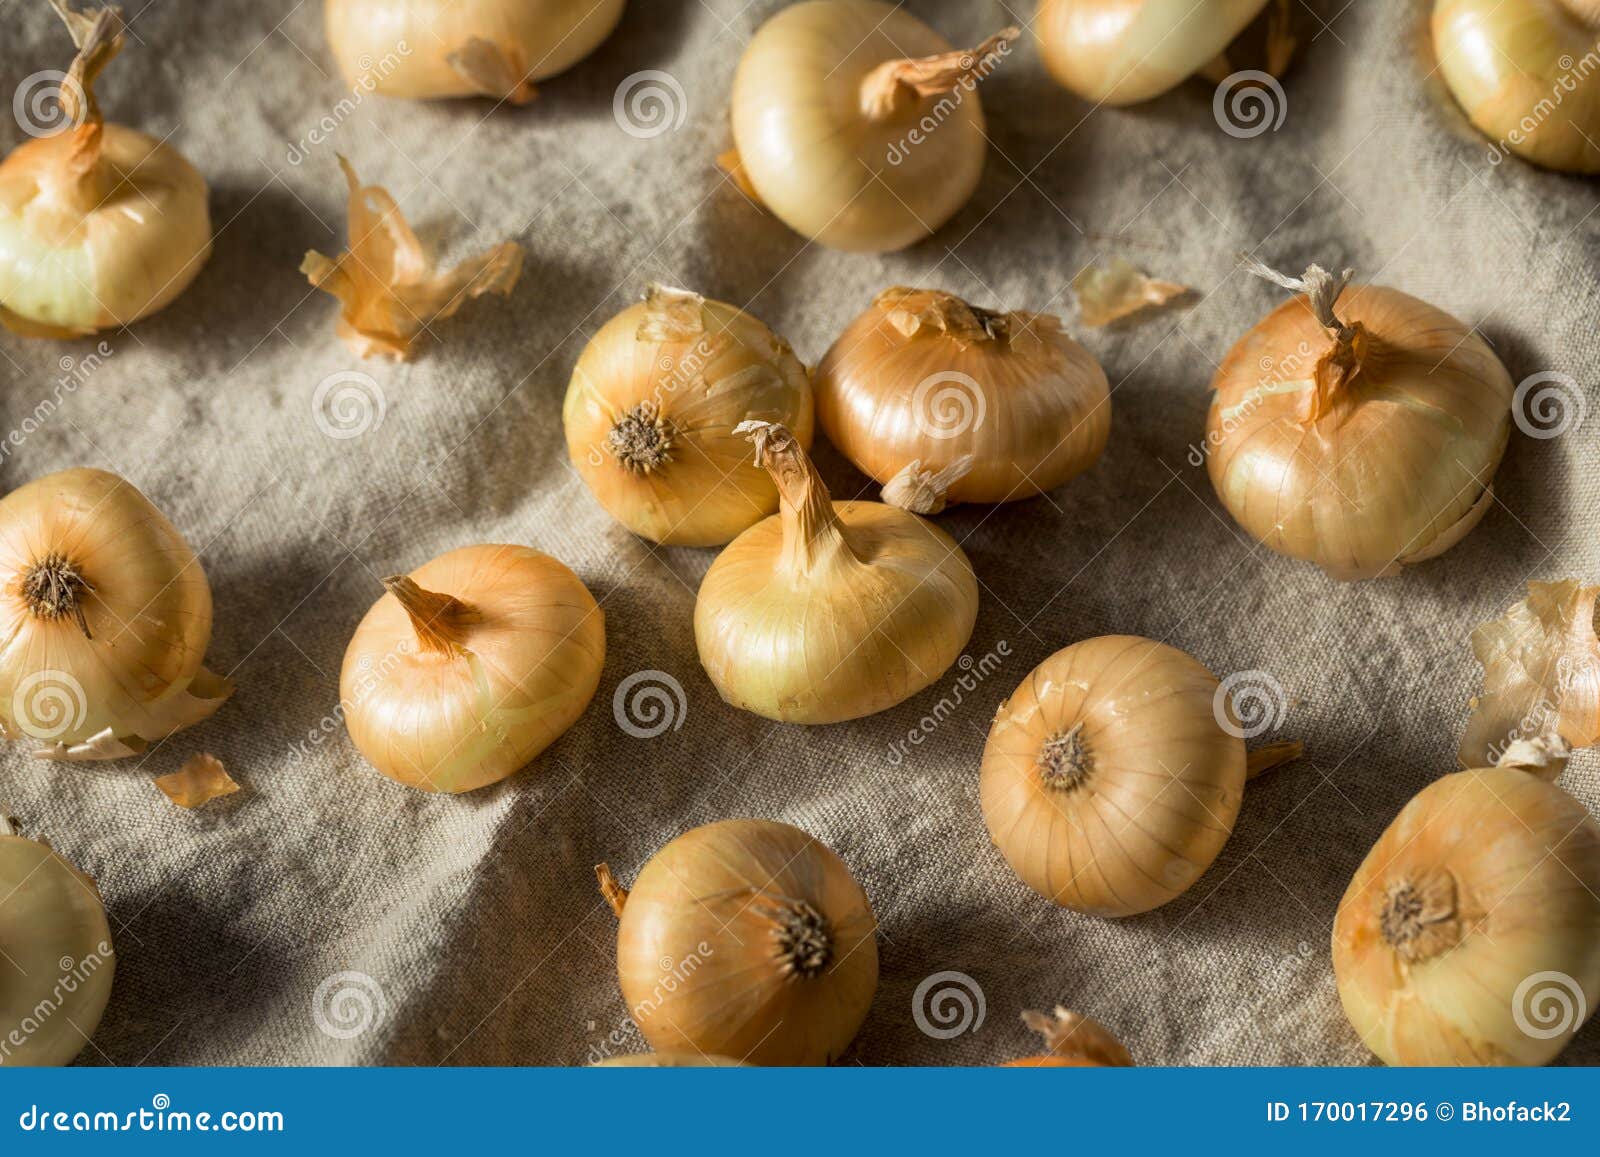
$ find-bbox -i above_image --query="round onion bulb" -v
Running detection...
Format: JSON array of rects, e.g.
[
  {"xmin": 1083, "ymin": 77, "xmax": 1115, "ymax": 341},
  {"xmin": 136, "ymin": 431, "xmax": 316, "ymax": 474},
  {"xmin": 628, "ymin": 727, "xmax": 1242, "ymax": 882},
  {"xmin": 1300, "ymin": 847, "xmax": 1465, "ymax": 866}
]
[
  {"xmin": 980, "ymin": 635, "xmax": 1247, "ymax": 917},
  {"xmin": 563, "ymin": 285, "xmax": 813, "ymax": 547},
  {"xmin": 1433, "ymin": 0, "xmax": 1600, "ymax": 173},
  {"xmin": 323, "ymin": 0, "xmax": 626, "ymax": 104},
  {"xmin": 0, "ymin": 814, "xmax": 115, "ymax": 1065},
  {"xmin": 814, "ymin": 287, "xmax": 1111, "ymax": 512},
  {"xmin": 1206, "ymin": 259, "xmax": 1513, "ymax": 581},
  {"xmin": 729, "ymin": 1, "xmax": 1019, "ymax": 252},
  {"xmin": 1037, "ymin": 0, "xmax": 1270, "ymax": 104},
  {"xmin": 695, "ymin": 421, "xmax": 979, "ymax": 724},
  {"xmin": 340, "ymin": 544, "xmax": 605, "ymax": 794},
  {"xmin": 597, "ymin": 818, "xmax": 878, "ymax": 1066},
  {"xmin": 0, "ymin": 3, "xmax": 210, "ymax": 337}
]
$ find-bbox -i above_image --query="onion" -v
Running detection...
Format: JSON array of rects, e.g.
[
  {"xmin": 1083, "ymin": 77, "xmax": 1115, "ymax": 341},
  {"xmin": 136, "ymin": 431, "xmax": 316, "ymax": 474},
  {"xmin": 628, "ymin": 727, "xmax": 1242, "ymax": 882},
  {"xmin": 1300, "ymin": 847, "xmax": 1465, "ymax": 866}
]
[{"xmin": 1001, "ymin": 1007, "xmax": 1134, "ymax": 1067}]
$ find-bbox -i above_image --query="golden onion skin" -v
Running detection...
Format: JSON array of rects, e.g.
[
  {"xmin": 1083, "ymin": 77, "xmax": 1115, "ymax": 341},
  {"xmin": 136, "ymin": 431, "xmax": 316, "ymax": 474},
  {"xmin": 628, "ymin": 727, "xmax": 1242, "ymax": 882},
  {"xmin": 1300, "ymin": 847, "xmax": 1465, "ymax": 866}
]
[
  {"xmin": 341, "ymin": 544, "xmax": 604, "ymax": 794},
  {"xmin": 815, "ymin": 289, "xmax": 1111, "ymax": 505},
  {"xmin": 0, "ymin": 831, "xmax": 115, "ymax": 1065},
  {"xmin": 614, "ymin": 819, "xmax": 878, "ymax": 1066},
  {"xmin": 1206, "ymin": 284, "xmax": 1513, "ymax": 581},
  {"xmin": 980, "ymin": 636, "xmax": 1246, "ymax": 917},
  {"xmin": 1037, "ymin": 0, "xmax": 1270, "ymax": 105},
  {"xmin": 1433, "ymin": 0, "xmax": 1600, "ymax": 173},
  {"xmin": 563, "ymin": 293, "xmax": 813, "ymax": 547},
  {"xmin": 730, "ymin": 1, "xmax": 990, "ymax": 253},
  {"xmin": 1333, "ymin": 768, "xmax": 1600, "ymax": 1066},
  {"xmin": 323, "ymin": 0, "xmax": 626, "ymax": 101}
]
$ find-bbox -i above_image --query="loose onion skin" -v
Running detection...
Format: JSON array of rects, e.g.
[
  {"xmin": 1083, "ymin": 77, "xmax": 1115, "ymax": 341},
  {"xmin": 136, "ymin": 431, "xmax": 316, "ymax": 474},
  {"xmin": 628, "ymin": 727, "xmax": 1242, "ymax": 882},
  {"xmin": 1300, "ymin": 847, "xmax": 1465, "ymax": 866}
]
[
  {"xmin": 815, "ymin": 288, "xmax": 1111, "ymax": 508},
  {"xmin": 341, "ymin": 544, "xmax": 604, "ymax": 794},
  {"xmin": 1207, "ymin": 263, "xmax": 1513, "ymax": 581},
  {"xmin": 729, "ymin": 1, "xmax": 1015, "ymax": 253},
  {"xmin": 0, "ymin": 820, "xmax": 115, "ymax": 1066},
  {"xmin": 323, "ymin": 0, "xmax": 625, "ymax": 103},
  {"xmin": 1037, "ymin": 0, "xmax": 1270, "ymax": 105},
  {"xmin": 564, "ymin": 287, "xmax": 813, "ymax": 548},
  {"xmin": 1433, "ymin": 0, "xmax": 1600, "ymax": 173},
  {"xmin": 980, "ymin": 636, "xmax": 1246, "ymax": 917},
  {"xmin": 1333, "ymin": 766, "xmax": 1600, "ymax": 1066},
  {"xmin": 600, "ymin": 819, "xmax": 878, "ymax": 1067}
]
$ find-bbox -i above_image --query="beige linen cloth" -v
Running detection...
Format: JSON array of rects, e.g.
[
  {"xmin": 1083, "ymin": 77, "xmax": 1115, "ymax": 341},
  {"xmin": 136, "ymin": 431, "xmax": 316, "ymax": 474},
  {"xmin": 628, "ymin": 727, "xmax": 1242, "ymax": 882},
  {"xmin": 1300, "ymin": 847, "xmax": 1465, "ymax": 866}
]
[{"xmin": 2, "ymin": 0, "xmax": 1597, "ymax": 1067}]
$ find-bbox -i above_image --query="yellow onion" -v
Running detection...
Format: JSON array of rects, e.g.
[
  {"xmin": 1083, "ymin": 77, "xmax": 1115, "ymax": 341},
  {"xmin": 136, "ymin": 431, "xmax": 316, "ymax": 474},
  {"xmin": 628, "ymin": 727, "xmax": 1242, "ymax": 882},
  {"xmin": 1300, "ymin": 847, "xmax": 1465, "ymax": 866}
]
[
  {"xmin": 340, "ymin": 544, "xmax": 604, "ymax": 794},
  {"xmin": 0, "ymin": 2, "xmax": 210, "ymax": 337},
  {"xmin": 597, "ymin": 818, "xmax": 878, "ymax": 1066},
  {"xmin": 1001, "ymin": 1007, "xmax": 1134, "ymax": 1067},
  {"xmin": 323, "ymin": 0, "xmax": 625, "ymax": 104},
  {"xmin": 814, "ymin": 287, "xmax": 1111, "ymax": 511},
  {"xmin": 1433, "ymin": 0, "xmax": 1600, "ymax": 173},
  {"xmin": 0, "ymin": 468, "xmax": 231, "ymax": 761},
  {"xmin": 563, "ymin": 286, "xmax": 813, "ymax": 547},
  {"xmin": 1333, "ymin": 755, "xmax": 1600, "ymax": 1066},
  {"xmin": 0, "ymin": 814, "xmax": 115, "ymax": 1065},
  {"xmin": 1206, "ymin": 259, "xmax": 1513, "ymax": 582},
  {"xmin": 593, "ymin": 1053, "xmax": 746, "ymax": 1067},
  {"xmin": 1037, "ymin": 0, "xmax": 1271, "ymax": 104},
  {"xmin": 727, "ymin": 1, "xmax": 1018, "ymax": 253},
  {"xmin": 980, "ymin": 636, "xmax": 1247, "ymax": 917},
  {"xmin": 695, "ymin": 421, "xmax": 978, "ymax": 724}
]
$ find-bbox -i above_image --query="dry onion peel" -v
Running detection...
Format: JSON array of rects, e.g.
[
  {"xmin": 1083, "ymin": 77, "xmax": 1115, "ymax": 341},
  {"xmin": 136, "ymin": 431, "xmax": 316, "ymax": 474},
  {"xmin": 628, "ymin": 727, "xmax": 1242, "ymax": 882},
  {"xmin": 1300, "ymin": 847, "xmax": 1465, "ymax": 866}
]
[
  {"xmin": 155, "ymin": 753, "xmax": 241, "ymax": 809},
  {"xmin": 597, "ymin": 818, "xmax": 878, "ymax": 1066},
  {"xmin": 815, "ymin": 287, "xmax": 1111, "ymax": 511},
  {"xmin": 0, "ymin": 468, "xmax": 232, "ymax": 761},
  {"xmin": 1206, "ymin": 257, "xmax": 1513, "ymax": 581},
  {"xmin": 323, "ymin": 0, "xmax": 625, "ymax": 104},
  {"xmin": 0, "ymin": 1, "xmax": 211, "ymax": 336},
  {"xmin": 1071, "ymin": 258, "xmax": 1189, "ymax": 327},
  {"xmin": 301, "ymin": 157, "xmax": 523, "ymax": 360},
  {"xmin": 694, "ymin": 421, "xmax": 978, "ymax": 724},
  {"xmin": 563, "ymin": 285, "xmax": 813, "ymax": 547},
  {"xmin": 728, "ymin": 2, "xmax": 1018, "ymax": 252},
  {"xmin": 1003, "ymin": 1006, "xmax": 1134, "ymax": 1067}
]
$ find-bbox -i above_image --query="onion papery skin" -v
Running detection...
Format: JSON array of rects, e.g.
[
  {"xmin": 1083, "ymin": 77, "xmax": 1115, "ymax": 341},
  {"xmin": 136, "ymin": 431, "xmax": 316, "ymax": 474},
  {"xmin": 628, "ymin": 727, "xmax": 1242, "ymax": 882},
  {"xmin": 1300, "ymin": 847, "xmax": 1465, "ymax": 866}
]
[
  {"xmin": 323, "ymin": 0, "xmax": 626, "ymax": 101},
  {"xmin": 730, "ymin": 1, "xmax": 989, "ymax": 253},
  {"xmin": 0, "ymin": 468, "xmax": 226, "ymax": 753},
  {"xmin": 1433, "ymin": 0, "xmax": 1600, "ymax": 173},
  {"xmin": 1037, "ymin": 0, "xmax": 1270, "ymax": 105},
  {"xmin": 340, "ymin": 544, "xmax": 605, "ymax": 794},
  {"xmin": 0, "ymin": 831, "xmax": 114, "ymax": 1065},
  {"xmin": 815, "ymin": 289, "xmax": 1111, "ymax": 504},
  {"xmin": 563, "ymin": 294, "xmax": 813, "ymax": 547},
  {"xmin": 979, "ymin": 636, "xmax": 1246, "ymax": 917},
  {"xmin": 1332, "ymin": 768, "xmax": 1600, "ymax": 1066},
  {"xmin": 614, "ymin": 819, "xmax": 878, "ymax": 1066},
  {"xmin": 0, "ymin": 126, "xmax": 211, "ymax": 335},
  {"xmin": 1206, "ymin": 285, "xmax": 1513, "ymax": 582}
]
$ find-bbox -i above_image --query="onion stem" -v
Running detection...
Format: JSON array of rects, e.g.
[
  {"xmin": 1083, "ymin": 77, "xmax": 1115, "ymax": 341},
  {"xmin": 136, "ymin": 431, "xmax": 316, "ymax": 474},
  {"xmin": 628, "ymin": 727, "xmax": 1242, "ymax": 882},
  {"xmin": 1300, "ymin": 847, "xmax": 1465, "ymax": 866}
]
[
  {"xmin": 735, "ymin": 420, "xmax": 857, "ymax": 576},
  {"xmin": 595, "ymin": 862, "xmax": 629, "ymax": 917},
  {"xmin": 381, "ymin": 575, "xmax": 478, "ymax": 655}
]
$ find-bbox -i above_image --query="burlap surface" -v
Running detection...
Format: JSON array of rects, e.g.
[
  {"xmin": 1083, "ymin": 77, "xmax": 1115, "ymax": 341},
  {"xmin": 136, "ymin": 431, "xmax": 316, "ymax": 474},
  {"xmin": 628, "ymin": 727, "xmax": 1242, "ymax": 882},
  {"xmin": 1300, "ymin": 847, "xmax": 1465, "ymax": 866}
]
[{"xmin": 1, "ymin": 0, "xmax": 1597, "ymax": 1066}]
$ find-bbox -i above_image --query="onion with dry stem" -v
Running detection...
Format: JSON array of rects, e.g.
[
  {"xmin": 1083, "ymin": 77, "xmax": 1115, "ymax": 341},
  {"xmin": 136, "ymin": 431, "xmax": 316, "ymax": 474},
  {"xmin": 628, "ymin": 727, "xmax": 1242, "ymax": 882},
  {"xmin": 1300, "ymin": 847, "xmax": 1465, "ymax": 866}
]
[
  {"xmin": 563, "ymin": 286, "xmax": 813, "ymax": 547},
  {"xmin": 1206, "ymin": 259, "xmax": 1513, "ymax": 581},
  {"xmin": 340, "ymin": 544, "xmax": 604, "ymax": 794},
  {"xmin": 0, "ymin": 1, "xmax": 211, "ymax": 336},
  {"xmin": 727, "ymin": 1, "xmax": 1018, "ymax": 252},
  {"xmin": 814, "ymin": 288, "xmax": 1111, "ymax": 513},
  {"xmin": 323, "ymin": 0, "xmax": 625, "ymax": 104},
  {"xmin": 597, "ymin": 818, "xmax": 878, "ymax": 1066},
  {"xmin": 1002, "ymin": 1006, "xmax": 1134, "ymax": 1067},
  {"xmin": 694, "ymin": 421, "xmax": 978, "ymax": 724}
]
